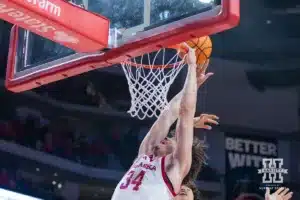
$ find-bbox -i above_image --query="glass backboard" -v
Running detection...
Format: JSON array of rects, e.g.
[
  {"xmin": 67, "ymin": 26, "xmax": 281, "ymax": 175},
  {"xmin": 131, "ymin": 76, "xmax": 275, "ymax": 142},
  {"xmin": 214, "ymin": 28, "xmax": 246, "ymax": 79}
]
[{"xmin": 4, "ymin": 0, "xmax": 240, "ymax": 92}]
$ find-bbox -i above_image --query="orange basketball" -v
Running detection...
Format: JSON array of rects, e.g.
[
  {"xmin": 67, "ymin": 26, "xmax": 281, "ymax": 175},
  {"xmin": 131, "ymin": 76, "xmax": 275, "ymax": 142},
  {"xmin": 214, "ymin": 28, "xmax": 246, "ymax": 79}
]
[{"xmin": 180, "ymin": 36, "xmax": 212, "ymax": 65}]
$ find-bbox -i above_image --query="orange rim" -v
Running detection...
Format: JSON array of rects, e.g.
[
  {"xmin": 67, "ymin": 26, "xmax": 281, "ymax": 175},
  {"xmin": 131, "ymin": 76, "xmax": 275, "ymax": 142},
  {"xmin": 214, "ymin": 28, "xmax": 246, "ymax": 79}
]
[{"xmin": 123, "ymin": 43, "xmax": 188, "ymax": 69}]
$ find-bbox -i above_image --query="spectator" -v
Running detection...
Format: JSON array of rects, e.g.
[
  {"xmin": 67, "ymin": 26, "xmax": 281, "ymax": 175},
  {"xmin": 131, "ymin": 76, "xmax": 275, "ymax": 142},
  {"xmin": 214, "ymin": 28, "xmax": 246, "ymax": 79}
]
[
  {"xmin": 44, "ymin": 132, "xmax": 53, "ymax": 153},
  {"xmin": 64, "ymin": 137, "xmax": 73, "ymax": 159},
  {"xmin": 98, "ymin": 91, "xmax": 110, "ymax": 108},
  {"xmin": 86, "ymin": 82, "xmax": 96, "ymax": 97},
  {"xmin": 0, "ymin": 106, "xmax": 146, "ymax": 170},
  {"xmin": 8, "ymin": 178, "xmax": 16, "ymax": 189},
  {"xmin": 36, "ymin": 139, "xmax": 44, "ymax": 151},
  {"xmin": 23, "ymin": 116, "xmax": 39, "ymax": 148},
  {"xmin": 0, "ymin": 168, "xmax": 9, "ymax": 186},
  {"xmin": 86, "ymin": 81, "xmax": 111, "ymax": 108}
]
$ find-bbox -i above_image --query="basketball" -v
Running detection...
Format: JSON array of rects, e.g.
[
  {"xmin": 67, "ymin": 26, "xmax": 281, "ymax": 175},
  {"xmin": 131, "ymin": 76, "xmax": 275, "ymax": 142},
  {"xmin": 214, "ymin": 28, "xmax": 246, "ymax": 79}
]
[{"xmin": 180, "ymin": 36, "xmax": 212, "ymax": 65}]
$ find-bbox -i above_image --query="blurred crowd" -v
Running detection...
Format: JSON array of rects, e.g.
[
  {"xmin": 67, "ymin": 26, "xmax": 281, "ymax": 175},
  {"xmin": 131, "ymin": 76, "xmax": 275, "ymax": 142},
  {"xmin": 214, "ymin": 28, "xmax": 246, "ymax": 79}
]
[
  {"xmin": 0, "ymin": 105, "xmax": 141, "ymax": 171},
  {"xmin": 0, "ymin": 101, "xmax": 219, "ymax": 180},
  {"xmin": 33, "ymin": 73, "xmax": 131, "ymax": 112},
  {"xmin": 0, "ymin": 166, "xmax": 65, "ymax": 200},
  {"xmin": 0, "ymin": 168, "xmax": 16, "ymax": 189}
]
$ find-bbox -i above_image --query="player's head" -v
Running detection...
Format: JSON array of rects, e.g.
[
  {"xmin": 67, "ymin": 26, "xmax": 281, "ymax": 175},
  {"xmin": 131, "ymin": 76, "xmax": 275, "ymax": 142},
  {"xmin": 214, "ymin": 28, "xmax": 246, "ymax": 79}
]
[
  {"xmin": 154, "ymin": 130, "xmax": 207, "ymax": 181},
  {"xmin": 175, "ymin": 181, "xmax": 200, "ymax": 200},
  {"xmin": 153, "ymin": 137, "xmax": 177, "ymax": 157}
]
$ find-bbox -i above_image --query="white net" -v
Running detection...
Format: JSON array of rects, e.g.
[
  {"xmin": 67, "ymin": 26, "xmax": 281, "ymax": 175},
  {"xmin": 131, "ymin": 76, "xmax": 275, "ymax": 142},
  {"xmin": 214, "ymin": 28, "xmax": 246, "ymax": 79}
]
[{"xmin": 121, "ymin": 47, "xmax": 187, "ymax": 120}]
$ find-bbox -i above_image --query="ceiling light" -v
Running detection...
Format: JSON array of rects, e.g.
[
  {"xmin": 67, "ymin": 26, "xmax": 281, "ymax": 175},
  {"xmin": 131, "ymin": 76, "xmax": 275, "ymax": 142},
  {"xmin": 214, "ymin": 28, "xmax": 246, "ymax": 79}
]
[
  {"xmin": 266, "ymin": 20, "xmax": 272, "ymax": 24},
  {"xmin": 199, "ymin": 0, "xmax": 214, "ymax": 4}
]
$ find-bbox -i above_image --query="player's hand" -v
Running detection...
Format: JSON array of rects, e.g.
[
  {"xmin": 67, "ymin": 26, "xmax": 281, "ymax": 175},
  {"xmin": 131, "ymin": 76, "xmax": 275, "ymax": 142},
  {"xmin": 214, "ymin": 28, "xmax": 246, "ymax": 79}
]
[
  {"xmin": 265, "ymin": 187, "xmax": 293, "ymax": 200},
  {"xmin": 183, "ymin": 43, "xmax": 197, "ymax": 65},
  {"xmin": 196, "ymin": 60, "xmax": 213, "ymax": 88},
  {"xmin": 193, "ymin": 114, "xmax": 219, "ymax": 130}
]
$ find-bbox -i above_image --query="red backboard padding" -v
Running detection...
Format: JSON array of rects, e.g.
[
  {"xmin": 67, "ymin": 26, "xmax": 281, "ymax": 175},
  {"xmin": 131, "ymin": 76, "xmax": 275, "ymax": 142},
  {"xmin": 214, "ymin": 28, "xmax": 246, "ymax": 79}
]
[{"xmin": 0, "ymin": 0, "xmax": 109, "ymax": 52}]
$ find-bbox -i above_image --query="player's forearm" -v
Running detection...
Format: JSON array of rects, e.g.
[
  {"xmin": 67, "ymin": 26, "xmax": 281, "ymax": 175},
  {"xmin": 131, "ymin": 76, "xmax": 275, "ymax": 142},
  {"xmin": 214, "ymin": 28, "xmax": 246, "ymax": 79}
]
[
  {"xmin": 149, "ymin": 63, "xmax": 198, "ymax": 140},
  {"xmin": 139, "ymin": 64, "xmax": 197, "ymax": 155},
  {"xmin": 176, "ymin": 63, "xmax": 197, "ymax": 146},
  {"xmin": 147, "ymin": 91, "xmax": 182, "ymax": 141},
  {"xmin": 159, "ymin": 90, "xmax": 183, "ymax": 126},
  {"xmin": 180, "ymin": 64, "xmax": 197, "ymax": 114},
  {"xmin": 174, "ymin": 64, "xmax": 197, "ymax": 138},
  {"xmin": 173, "ymin": 64, "xmax": 198, "ymax": 176},
  {"xmin": 139, "ymin": 88, "xmax": 184, "ymax": 155}
]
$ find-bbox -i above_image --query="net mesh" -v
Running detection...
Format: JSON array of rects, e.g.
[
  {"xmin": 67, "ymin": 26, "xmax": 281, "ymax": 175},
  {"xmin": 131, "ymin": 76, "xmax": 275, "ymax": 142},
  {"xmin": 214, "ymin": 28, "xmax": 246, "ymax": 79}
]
[{"xmin": 121, "ymin": 48, "xmax": 187, "ymax": 120}]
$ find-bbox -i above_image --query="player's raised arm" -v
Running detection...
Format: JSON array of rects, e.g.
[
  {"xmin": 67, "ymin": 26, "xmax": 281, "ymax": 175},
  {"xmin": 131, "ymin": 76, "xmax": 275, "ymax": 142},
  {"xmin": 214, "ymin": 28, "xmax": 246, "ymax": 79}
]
[
  {"xmin": 172, "ymin": 47, "xmax": 213, "ymax": 178},
  {"xmin": 138, "ymin": 54, "xmax": 213, "ymax": 156},
  {"xmin": 138, "ymin": 90, "xmax": 182, "ymax": 156},
  {"xmin": 172, "ymin": 47, "xmax": 198, "ymax": 178}
]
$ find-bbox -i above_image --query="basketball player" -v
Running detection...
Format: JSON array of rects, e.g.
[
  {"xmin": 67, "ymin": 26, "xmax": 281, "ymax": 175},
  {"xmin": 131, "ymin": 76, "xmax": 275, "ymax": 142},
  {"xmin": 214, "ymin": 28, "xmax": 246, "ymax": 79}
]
[{"xmin": 112, "ymin": 45, "xmax": 217, "ymax": 200}]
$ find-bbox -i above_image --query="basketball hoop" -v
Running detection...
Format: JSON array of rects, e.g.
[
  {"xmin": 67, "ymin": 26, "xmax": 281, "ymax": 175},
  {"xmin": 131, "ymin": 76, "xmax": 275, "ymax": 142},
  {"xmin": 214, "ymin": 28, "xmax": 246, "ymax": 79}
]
[{"xmin": 121, "ymin": 45, "xmax": 188, "ymax": 120}]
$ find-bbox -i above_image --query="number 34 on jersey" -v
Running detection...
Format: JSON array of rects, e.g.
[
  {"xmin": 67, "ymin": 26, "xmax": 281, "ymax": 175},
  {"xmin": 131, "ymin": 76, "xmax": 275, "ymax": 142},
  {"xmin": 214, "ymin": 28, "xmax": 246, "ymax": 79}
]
[{"xmin": 119, "ymin": 155, "xmax": 156, "ymax": 191}]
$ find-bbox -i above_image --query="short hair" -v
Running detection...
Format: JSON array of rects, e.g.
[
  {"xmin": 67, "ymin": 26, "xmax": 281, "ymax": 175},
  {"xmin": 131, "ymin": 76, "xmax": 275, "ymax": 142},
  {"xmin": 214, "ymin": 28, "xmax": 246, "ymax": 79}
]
[
  {"xmin": 169, "ymin": 130, "xmax": 207, "ymax": 182},
  {"xmin": 184, "ymin": 181, "xmax": 201, "ymax": 200}
]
